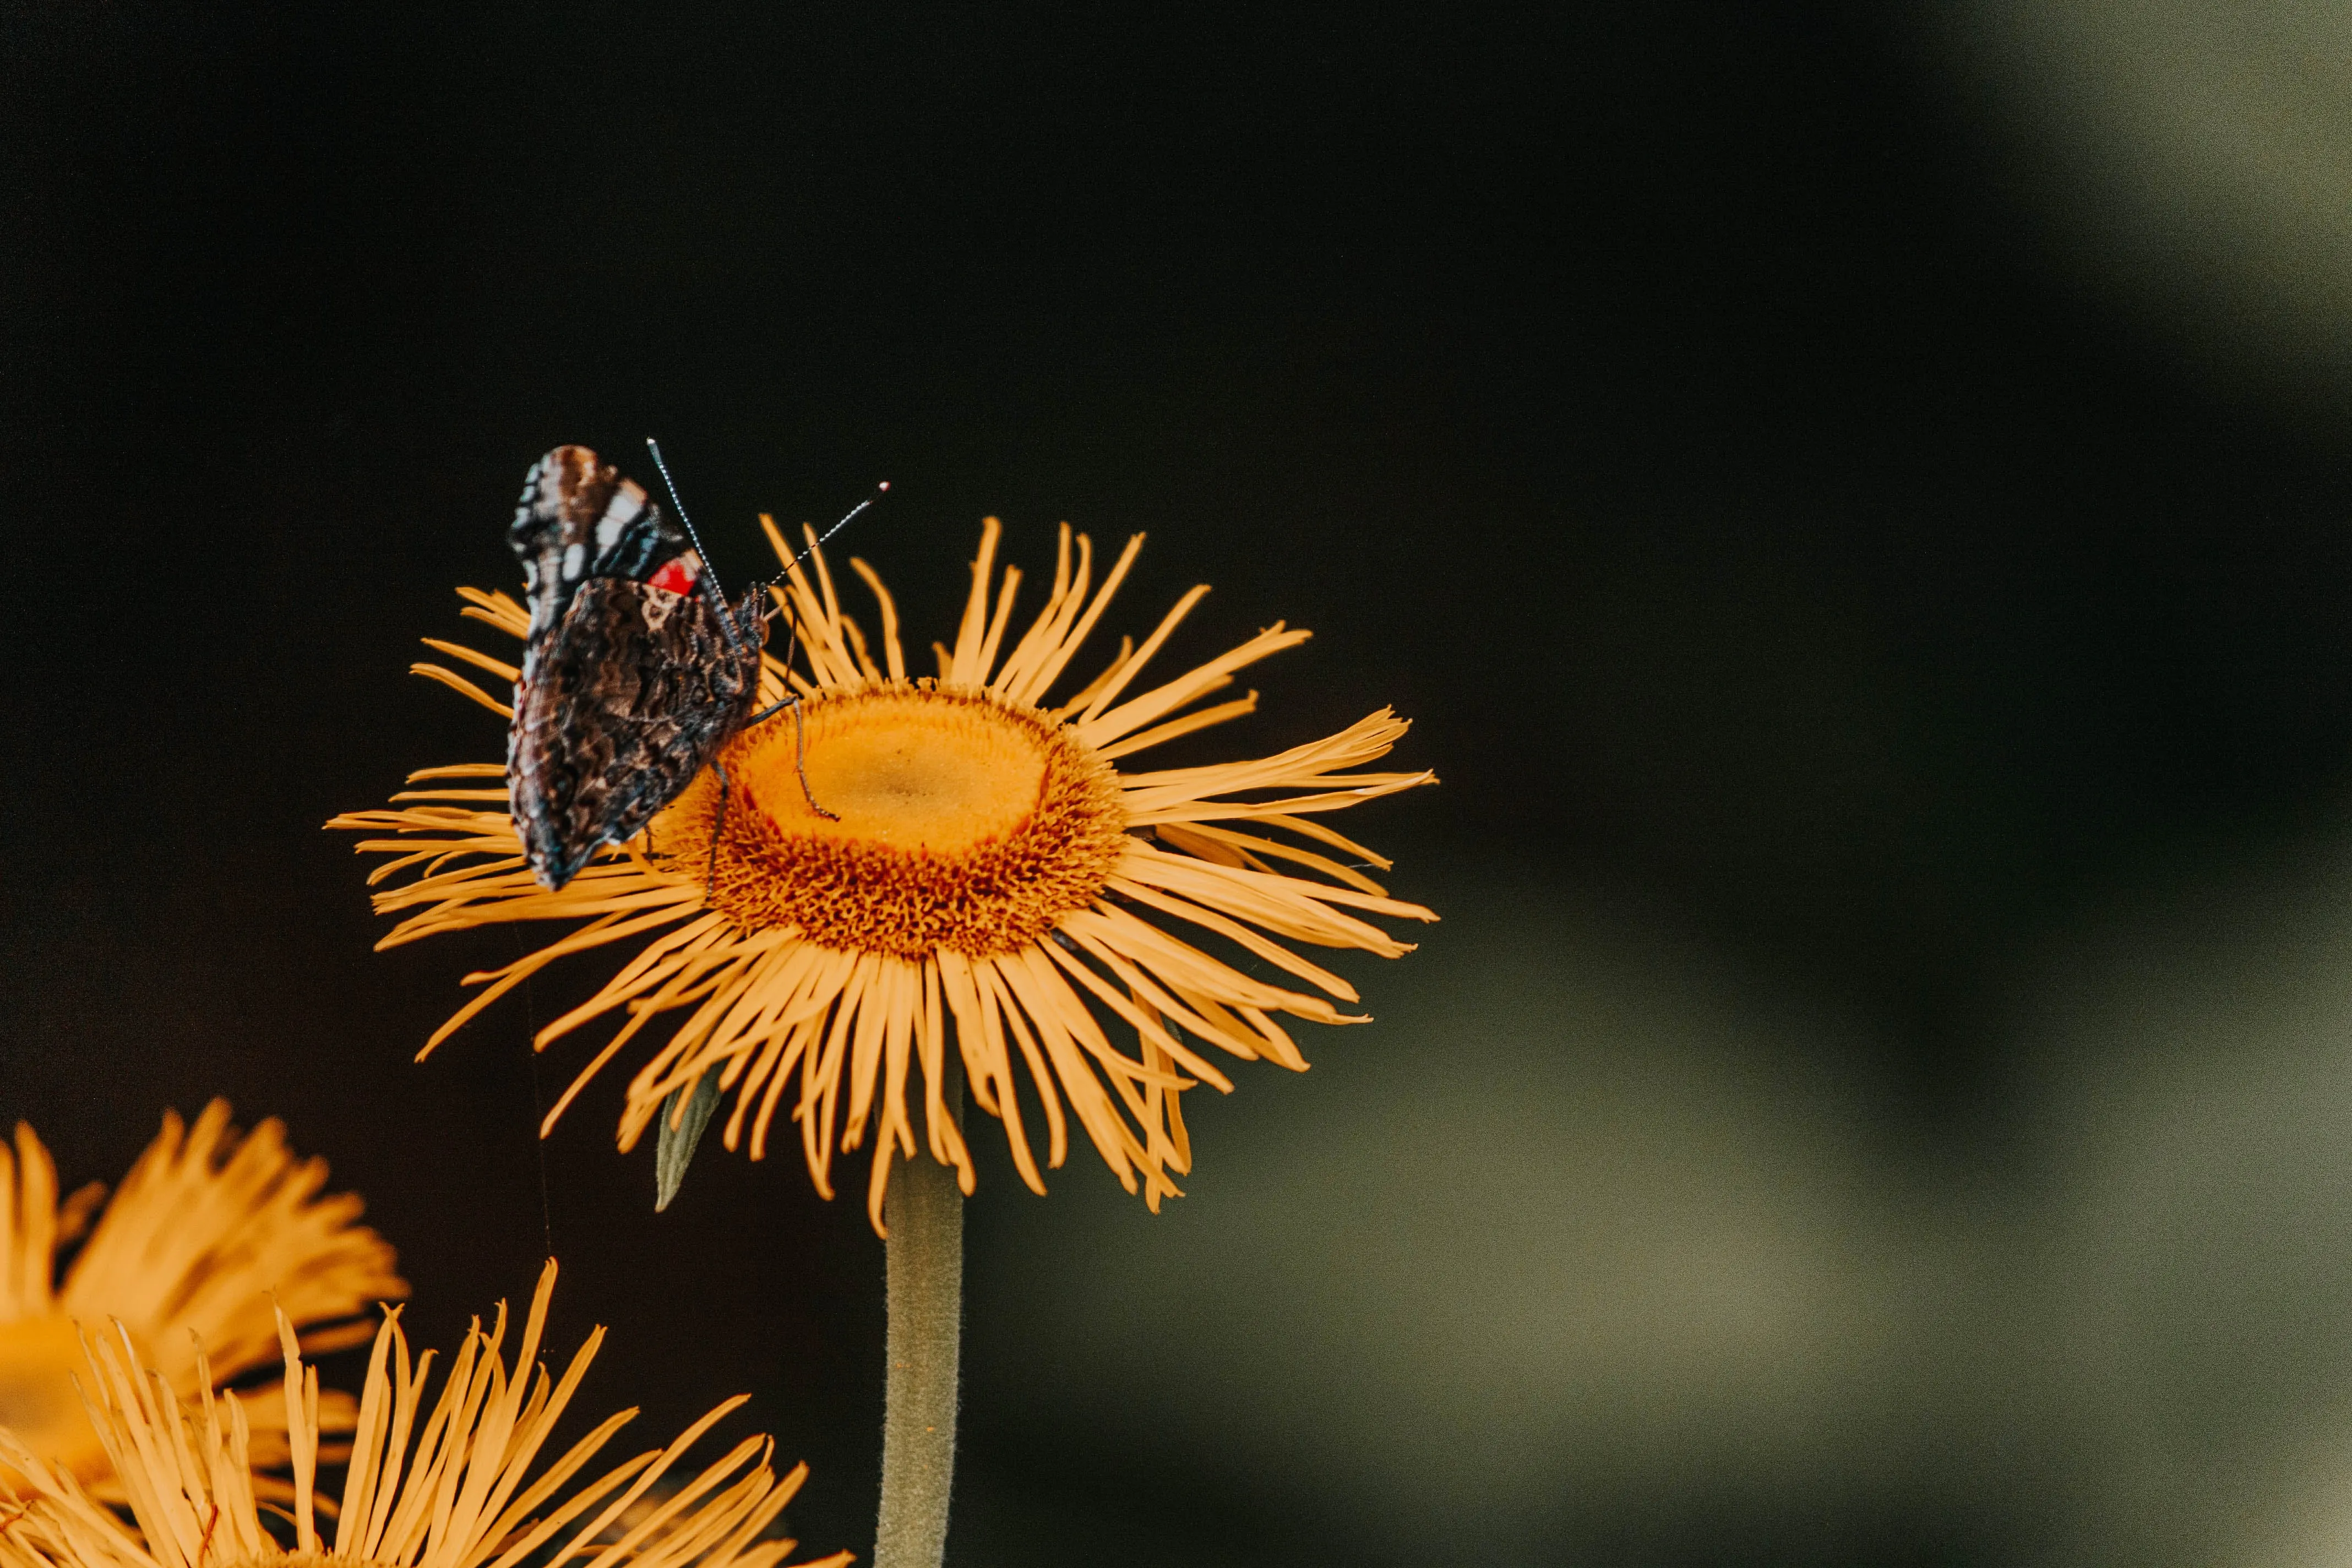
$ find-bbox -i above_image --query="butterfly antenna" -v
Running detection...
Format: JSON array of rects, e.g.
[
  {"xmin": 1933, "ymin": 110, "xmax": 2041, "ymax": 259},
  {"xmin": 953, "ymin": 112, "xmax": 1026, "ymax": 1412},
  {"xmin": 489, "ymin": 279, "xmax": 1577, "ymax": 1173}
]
[
  {"xmin": 645, "ymin": 437, "xmax": 748, "ymax": 651},
  {"xmin": 760, "ymin": 481, "xmax": 890, "ymax": 597}
]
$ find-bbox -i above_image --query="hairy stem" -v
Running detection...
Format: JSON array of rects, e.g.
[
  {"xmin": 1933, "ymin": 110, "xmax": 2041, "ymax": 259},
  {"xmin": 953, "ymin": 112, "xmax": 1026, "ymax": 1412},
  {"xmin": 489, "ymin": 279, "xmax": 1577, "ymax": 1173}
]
[{"xmin": 873, "ymin": 1130, "xmax": 965, "ymax": 1566}]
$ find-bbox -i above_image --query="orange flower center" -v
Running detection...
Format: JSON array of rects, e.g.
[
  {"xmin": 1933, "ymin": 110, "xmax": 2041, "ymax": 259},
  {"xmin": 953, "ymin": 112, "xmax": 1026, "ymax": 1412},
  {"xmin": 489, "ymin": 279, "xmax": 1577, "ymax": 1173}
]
[{"xmin": 651, "ymin": 685, "xmax": 1129, "ymax": 957}]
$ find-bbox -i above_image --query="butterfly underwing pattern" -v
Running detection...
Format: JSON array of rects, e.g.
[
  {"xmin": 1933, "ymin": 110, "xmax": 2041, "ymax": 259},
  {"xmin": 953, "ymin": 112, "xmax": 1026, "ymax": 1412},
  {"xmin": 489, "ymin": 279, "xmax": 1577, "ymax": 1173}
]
[{"xmin": 507, "ymin": 444, "xmax": 769, "ymax": 892}]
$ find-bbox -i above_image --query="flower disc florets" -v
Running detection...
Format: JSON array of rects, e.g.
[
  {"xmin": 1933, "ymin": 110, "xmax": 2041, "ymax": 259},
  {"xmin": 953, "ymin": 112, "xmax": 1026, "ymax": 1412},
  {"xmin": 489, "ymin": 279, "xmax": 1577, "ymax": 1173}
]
[{"xmin": 654, "ymin": 685, "xmax": 1128, "ymax": 958}]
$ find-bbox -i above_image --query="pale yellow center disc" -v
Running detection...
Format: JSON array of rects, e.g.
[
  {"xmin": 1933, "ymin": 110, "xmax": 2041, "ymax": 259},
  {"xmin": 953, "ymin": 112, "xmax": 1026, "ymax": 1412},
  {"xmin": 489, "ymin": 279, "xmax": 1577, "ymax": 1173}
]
[
  {"xmin": 654, "ymin": 684, "xmax": 1130, "ymax": 958},
  {"xmin": 747, "ymin": 692, "xmax": 1047, "ymax": 852}
]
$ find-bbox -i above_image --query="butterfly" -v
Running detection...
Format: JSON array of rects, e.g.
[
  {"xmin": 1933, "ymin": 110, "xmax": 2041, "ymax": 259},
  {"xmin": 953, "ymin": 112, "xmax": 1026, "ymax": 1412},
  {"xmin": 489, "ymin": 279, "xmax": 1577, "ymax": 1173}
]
[
  {"xmin": 506, "ymin": 442, "xmax": 781, "ymax": 893},
  {"xmin": 506, "ymin": 443, "xmax": 879, "ymax": 1208}
]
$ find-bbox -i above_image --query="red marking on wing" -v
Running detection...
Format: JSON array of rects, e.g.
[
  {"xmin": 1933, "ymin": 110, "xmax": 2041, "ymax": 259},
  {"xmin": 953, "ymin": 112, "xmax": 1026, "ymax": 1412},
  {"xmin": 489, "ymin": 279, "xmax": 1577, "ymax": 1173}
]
[{"xmin": 648, "ymin": 555, "xmax": 701, "ymax": 595}]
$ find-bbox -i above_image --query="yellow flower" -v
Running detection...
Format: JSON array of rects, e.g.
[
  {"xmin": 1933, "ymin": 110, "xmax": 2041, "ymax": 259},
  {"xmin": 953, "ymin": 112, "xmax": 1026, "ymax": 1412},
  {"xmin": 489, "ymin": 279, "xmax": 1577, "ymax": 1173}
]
[
  {"xmin": 0, "ymin": 1259, "xmax": 848, "ymax": 1568},
  {"xmin": 0, "ymin": 1103, "xmax": 402, "ymax": 1495},
  {"xmin": 331, "ymin": 518, "xmax": 1436, "ymax": 1229}
]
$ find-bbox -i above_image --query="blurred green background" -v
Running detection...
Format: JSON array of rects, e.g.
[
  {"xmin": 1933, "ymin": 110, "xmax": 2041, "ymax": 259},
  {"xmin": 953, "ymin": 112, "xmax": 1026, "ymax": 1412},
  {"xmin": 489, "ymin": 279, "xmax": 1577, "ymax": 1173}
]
[{"xmin": 13, "ymin": 2, "xmax": 2352, "ymax": 1562}]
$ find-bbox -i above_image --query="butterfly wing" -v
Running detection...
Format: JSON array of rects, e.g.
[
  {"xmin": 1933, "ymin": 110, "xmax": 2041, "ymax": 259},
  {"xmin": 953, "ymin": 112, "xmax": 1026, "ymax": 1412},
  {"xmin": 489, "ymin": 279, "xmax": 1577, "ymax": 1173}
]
[{"xmin": 507, "ymin": 445, "xmax": 765, "ymax": 890}]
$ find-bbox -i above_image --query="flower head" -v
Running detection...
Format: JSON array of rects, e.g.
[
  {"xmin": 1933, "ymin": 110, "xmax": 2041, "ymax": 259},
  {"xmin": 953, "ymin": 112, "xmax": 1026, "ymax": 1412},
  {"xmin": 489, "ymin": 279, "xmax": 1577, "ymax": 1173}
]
[
  {"xmin": 0, "ymin": 1103, "xmax": 403, "ymax": 1494},
  {"xmin": 0, "ymin": 1260, "xmax": 847, "ymax": 1568},
  {"xmin": 331, "ymin": 518, "xmax": 1436, "ymax": 1229}
]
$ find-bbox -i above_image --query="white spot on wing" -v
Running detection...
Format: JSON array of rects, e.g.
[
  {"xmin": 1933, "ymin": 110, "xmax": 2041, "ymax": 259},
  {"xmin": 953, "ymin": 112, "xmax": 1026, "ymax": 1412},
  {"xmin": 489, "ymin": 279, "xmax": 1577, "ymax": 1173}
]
[
  {"xmin": 562, "ymin": 542, "xmax": 586, "ymax": 580},
  {"xmin": 595, "ymin": 484, "xmax": 645, "ymax": 553}
]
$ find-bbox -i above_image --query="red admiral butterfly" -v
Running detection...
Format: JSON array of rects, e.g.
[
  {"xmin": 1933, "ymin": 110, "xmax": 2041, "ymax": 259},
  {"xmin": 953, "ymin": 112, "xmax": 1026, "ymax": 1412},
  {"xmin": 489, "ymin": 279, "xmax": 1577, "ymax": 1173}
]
[{"xmin": 507, "ymin": 443, "xmax": 840, "ymax": 892}]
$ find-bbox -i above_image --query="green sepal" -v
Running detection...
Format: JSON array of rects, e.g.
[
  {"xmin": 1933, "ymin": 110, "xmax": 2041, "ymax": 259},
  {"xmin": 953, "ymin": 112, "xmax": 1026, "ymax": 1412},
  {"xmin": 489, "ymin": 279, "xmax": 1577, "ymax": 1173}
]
[{"xmin": 654, "ymin": 1068, "xmax": 723, "ymax": 1212}]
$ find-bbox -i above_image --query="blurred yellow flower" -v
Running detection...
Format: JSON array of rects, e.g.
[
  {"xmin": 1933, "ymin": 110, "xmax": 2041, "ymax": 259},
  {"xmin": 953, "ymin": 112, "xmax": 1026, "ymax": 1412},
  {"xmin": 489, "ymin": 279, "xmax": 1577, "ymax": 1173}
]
[
  {"xmin": 0, "ymin": 1102, "xmax": 401, "ymax": 1494},
  {"xmin": 0, "ymin": 1259, "xmax": 848, "ymax": 1568},
  {"xmin": 332, "ymin": 518, "xmax": 1436, "ymax": 1229}
]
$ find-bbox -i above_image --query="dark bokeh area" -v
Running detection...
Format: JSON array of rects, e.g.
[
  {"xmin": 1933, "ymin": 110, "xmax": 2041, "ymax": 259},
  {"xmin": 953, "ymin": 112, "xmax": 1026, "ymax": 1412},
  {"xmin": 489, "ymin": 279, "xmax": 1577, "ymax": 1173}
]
[{"xmin": 9, "ymin": 3, "xmax": 2352, "ymax": 1564}]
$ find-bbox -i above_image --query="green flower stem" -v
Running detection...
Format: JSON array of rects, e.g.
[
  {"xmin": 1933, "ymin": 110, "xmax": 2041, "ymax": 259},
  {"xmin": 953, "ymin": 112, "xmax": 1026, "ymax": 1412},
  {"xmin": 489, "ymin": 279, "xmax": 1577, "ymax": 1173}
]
[{"xmin": 873, "ymin": 1080, "xmax": 965, "ymax": 1568}]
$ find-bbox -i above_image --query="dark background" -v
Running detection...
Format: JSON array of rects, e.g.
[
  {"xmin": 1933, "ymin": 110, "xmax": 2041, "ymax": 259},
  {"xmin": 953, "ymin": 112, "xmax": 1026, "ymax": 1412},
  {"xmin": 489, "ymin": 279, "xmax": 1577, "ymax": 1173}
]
[{"xmin": 8, "ymin": 4, "xmax": 2352, "ymax": 1564}]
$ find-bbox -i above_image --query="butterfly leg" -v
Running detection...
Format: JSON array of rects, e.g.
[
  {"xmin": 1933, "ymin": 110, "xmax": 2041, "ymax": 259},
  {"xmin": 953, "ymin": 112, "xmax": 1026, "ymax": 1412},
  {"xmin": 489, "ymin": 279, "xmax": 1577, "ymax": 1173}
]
[
  {"xmin": 791, "ymin": 697, "xmax": 839, "ymax": 821},
  {"xmin": 742, "ymin": 691, "xmax": 840, "ymax": 822},
  {"xmin": 705, "ymin": 759, "xmax": 732, "ymax": 892},
  {"xmin": 745, "ymin": 623, "xmax": 839, "ymax": 820}
]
